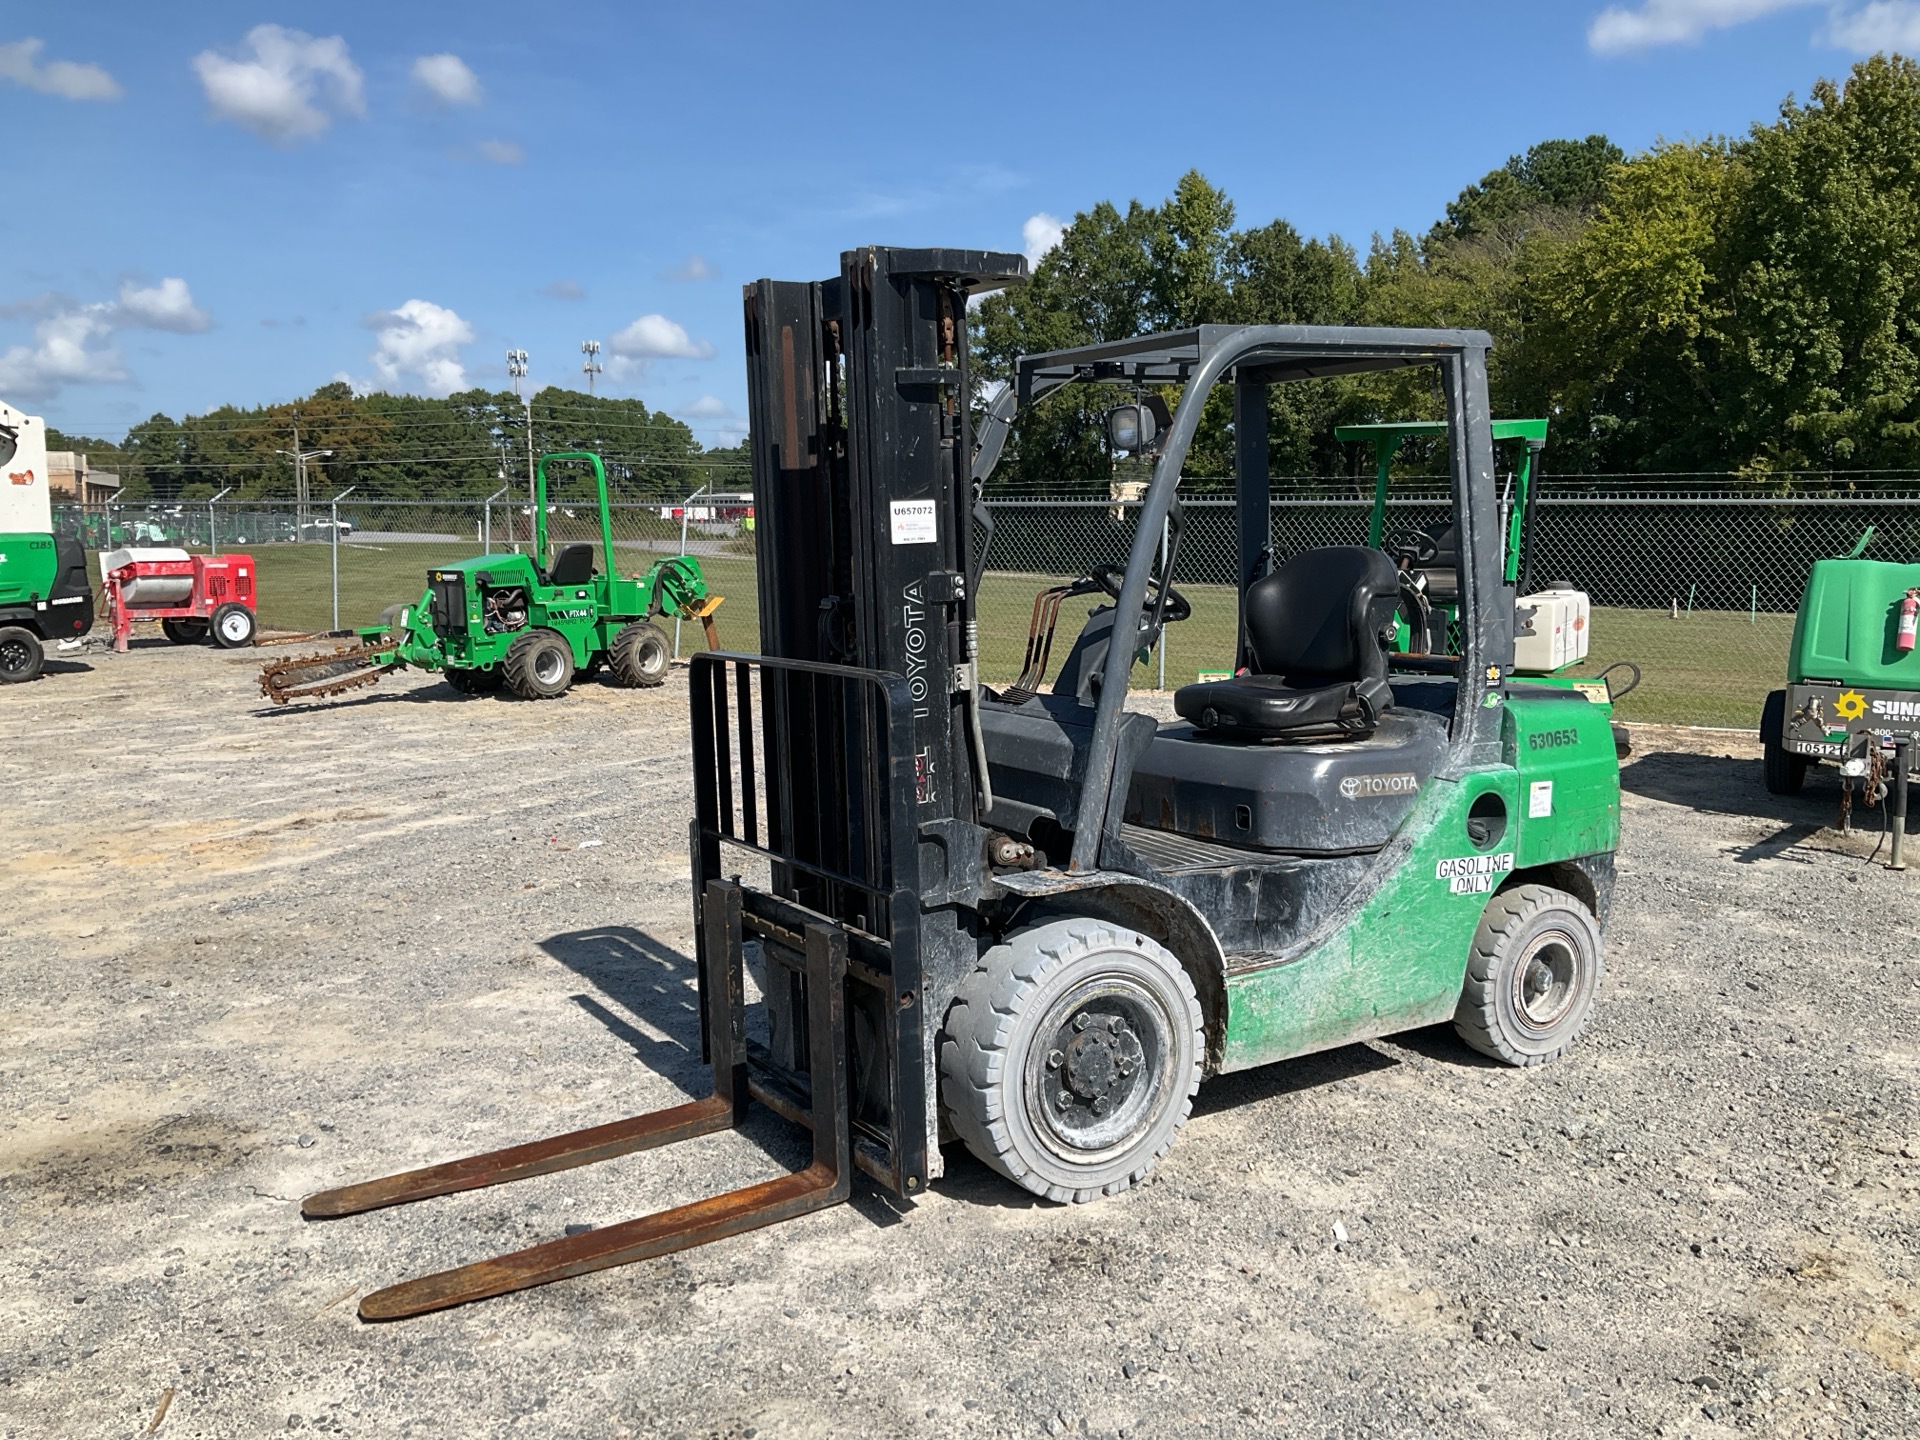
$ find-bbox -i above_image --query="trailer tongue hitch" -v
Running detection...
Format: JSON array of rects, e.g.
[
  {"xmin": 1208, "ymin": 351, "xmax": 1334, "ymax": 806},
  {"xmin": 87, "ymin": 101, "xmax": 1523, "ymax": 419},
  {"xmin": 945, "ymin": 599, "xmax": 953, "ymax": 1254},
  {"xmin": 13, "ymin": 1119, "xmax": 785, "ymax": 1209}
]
[{"xmin": 303, "ymin": 881, "xmax": 850, "ymax": 1320}]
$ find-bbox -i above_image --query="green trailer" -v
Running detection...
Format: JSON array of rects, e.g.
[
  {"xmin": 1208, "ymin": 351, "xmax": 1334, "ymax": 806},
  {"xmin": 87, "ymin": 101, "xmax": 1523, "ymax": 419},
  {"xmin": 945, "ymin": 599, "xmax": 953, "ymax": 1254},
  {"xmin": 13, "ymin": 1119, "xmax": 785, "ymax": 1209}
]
[
  {"xmin": 260, "ymin": 451, "xmax": 722, "ymax": 703},
  {"xmin": 1763, "ymin": 527, "xmax": 1920, "ymax": 860},
  {"xmin": 0, "ymin": 399, "xmax": 95, "ymax": 683}
]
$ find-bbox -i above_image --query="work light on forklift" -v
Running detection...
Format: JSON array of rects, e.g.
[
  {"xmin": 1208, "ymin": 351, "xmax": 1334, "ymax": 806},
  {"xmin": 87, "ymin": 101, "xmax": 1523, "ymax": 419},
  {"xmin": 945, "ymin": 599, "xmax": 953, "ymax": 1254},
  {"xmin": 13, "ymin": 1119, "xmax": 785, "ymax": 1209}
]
[{"xmin": 1106, "ymin": 402, "xmax": 1155, "ymax": 454}]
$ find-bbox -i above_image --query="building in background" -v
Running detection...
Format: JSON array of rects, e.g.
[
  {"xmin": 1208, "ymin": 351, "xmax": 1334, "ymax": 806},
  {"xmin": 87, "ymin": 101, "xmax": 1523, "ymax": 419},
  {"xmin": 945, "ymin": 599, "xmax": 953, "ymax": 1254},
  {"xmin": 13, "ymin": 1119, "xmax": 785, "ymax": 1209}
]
[{"xmin": 47, "ymin": 452, "xmax": 122, "ymax": 505}]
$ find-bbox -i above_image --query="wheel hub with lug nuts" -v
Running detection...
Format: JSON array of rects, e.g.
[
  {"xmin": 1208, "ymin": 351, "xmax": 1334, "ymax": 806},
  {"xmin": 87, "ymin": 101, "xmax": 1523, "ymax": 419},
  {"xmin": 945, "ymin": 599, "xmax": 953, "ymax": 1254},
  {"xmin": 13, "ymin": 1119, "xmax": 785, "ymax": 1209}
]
[
  {"xmin": 1512, "ymin": 931, "xmax": 1579, "ymax": 1033},
  {"xmin": 1035, "ymin": 996, "xmax": 1155, "ymax": 1153}
]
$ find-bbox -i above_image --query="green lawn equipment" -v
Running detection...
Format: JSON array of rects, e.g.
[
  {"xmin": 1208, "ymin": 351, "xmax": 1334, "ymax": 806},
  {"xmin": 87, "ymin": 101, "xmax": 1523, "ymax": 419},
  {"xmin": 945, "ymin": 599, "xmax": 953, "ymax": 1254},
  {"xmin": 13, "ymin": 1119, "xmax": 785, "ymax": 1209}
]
[
  {"xmin": 1338, "ymin": 417, "xmax": 1638, "ymax": 753},
  {"xmin": 1762, "ymin": 525, "xmax": 1920, "ymax": 864},
  {"xmin": 259, "ymin": 451, "xmax": 723, "ymax": 703},
  {"xmin": 1338, "ymin": 418, "xmax": 1597, "ymax": 675},
  {"xmin": 305, "ymin": 249, "xmax": 1629, "ymax": 1320},
  {"xmin": 0, "ymin": 397, "xmax": 95, "ymax": 683}
]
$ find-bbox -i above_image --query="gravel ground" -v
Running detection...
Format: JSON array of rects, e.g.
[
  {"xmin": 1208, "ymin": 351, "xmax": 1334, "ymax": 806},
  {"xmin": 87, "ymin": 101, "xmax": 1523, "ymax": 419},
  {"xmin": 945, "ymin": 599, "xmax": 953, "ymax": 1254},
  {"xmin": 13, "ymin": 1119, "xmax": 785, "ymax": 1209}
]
[{"xmin": 1, "ymin": 639, "xmax": 1916, "ymax": 1439}]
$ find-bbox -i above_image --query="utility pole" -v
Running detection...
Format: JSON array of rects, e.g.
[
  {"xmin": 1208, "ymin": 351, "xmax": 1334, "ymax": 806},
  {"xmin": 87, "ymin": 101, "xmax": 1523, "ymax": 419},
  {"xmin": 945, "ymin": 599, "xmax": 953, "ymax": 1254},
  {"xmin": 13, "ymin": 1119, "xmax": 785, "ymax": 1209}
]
[
  {"xmin": 275, "ymin": 412, "xmax": 332, "ymax": 536},
  {"xmin": 581, "ymin": 339, "xmax": 602, "ymax": 394}
]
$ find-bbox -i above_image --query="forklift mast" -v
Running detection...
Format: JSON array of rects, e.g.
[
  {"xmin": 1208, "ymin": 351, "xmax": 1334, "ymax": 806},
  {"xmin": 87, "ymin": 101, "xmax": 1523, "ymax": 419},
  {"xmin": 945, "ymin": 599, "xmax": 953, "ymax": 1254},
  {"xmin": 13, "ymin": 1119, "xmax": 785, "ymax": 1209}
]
[{"xmin": 722, "ymin": 247, "xmax": 1027, "ymax": 1191}]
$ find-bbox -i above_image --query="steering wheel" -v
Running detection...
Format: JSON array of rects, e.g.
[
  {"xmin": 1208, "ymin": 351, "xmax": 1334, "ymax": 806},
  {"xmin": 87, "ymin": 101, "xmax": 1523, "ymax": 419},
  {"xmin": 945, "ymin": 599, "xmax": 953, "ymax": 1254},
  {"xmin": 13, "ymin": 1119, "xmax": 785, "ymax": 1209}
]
[
  {"xmin": 1090, "ymin": 562, "xmax": 1192, "ymax": 624},
  {"xmin": 1391, "ymin": 529, "xmax": 1440, "ymax": 567}
]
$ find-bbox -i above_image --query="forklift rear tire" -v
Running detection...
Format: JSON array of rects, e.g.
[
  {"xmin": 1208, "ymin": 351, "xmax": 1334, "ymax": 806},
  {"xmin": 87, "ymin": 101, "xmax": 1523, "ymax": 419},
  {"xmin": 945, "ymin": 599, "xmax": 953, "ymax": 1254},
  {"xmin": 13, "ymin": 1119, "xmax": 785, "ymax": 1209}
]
[
  {"xmin": 1760, "ymin": 690, "xmax": 1807, "ymax": 796},
  {"xmin": 211, "ymin": 603, "xmax": 256, "ymax": 649},
  {"xmin": 0, "ymin": 625, "xmax": 44, "ymax": 683},
  {"xmin": 939, "ymin": 919, "xmax": 1203, "ymax": 1204},
  {"xmin": 162, "ymin": 618, "xmax": 209, "ymax": 645},
  {"xmin": 504, "ymin": 629, "xmax": 575, "ymax": 699},
  {"xmin": 609, "ymin": 621, "xmax": 671, "ymax": 687},
  {"xmin": 1453, "ymin": 884, "xmax": 1603, "ymax": 1067}
]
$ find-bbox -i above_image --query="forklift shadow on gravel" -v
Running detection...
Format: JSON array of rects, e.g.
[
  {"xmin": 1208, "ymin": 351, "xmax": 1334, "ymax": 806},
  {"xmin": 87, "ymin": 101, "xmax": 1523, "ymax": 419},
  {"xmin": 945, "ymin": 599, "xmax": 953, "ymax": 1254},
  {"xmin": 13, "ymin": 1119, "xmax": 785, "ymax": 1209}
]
[{"xmin": 538, "ymin": 927, "xmax": 708, "ymax": 1082}]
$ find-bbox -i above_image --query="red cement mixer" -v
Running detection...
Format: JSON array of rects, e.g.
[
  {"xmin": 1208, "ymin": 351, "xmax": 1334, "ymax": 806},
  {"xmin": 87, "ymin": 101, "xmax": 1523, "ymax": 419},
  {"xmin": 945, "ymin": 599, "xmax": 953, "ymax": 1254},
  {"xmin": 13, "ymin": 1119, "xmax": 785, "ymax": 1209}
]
[{"xmin": 100, "ymin": 547, "xmax": 258, "ymax": 652}]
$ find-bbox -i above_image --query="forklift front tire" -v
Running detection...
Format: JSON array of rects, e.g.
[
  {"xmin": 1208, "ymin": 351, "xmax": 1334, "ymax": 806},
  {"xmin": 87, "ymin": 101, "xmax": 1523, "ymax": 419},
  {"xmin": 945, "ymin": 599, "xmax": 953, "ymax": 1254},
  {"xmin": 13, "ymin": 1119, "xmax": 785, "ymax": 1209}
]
[
  {"xmin": 939, "ymin": 919, "xmax": 1203, "ymax": 1204},
  {"xmin": 0, "ymin": 625, "xmax": 45, "ymax": 683},
  {"xmin": 504, "ymin": 629, "xmax": 575, "ymax": 699},
  {"xmin": 211, "ymin": 603, "xmax": 256, "ymax": 649},
  {"xmin": 1454, "ymin": 884, "xmax": 1603, "ymax": 1067},
  {"xmin": 609, "ymin": 620, "xmax": 671, "ymax": 687}
]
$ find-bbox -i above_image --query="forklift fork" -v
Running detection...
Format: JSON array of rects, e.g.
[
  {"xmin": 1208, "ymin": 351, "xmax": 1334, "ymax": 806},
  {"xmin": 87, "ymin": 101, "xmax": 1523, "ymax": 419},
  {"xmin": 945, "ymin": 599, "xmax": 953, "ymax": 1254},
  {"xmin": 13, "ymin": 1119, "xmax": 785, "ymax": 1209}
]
[{"xmin": 302, "ymin": 881, "xmax": 850, "ymax": 1320}]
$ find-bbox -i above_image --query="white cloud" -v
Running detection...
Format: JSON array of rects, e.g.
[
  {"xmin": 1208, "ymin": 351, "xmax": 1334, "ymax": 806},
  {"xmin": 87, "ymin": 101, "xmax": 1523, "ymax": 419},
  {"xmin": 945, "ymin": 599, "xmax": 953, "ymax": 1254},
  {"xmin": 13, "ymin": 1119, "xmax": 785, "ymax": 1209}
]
[
  {"xmin": 663, "ymin": 255, "xmax": 714, "ymax": 282},
  {"xmin": 476, "ymin": 138, "xmax": 523, "ymax": 165},
  {"xmin": 675, "ymin": 395, "xmax": 733, "ymax": 419},
  {"xmin": 609, "ymin": 313, "xmax": 715, "ymax": 360},
  {"xmin": 1826, "ymin": 0, "xmax": 1920, "ymax": 48},
  {"xmin": 1022, "ymin": 212, "xmax": 1066, "ymax": 266},
  {"xmin": 115, "ymin": 278, "xmax": 211, "ymax": 334},
  {"xmin": 0, "ymin": 277, "xmax": 211, "ymax": 400},
  {"xmin": 192, "ymin": 25, "xmax": 364, "ymax": 142},
  {"xmin": 0, "ymin": 37, "xmax": 122, "ymax": 100},
  {"xmin": 365, "ymin": 299, "xmax": 474, "ymax": 397},
  {"xmin": 411, "ymin": 53, "xmax": 481, "ymax": 106},
  {"xmin": 0, "ymin": 309, "xmax": 125, "ymax": 398},
  {"xmin": 1587, "ymin": 0, "xmax": 1816, "ymax": 53}
]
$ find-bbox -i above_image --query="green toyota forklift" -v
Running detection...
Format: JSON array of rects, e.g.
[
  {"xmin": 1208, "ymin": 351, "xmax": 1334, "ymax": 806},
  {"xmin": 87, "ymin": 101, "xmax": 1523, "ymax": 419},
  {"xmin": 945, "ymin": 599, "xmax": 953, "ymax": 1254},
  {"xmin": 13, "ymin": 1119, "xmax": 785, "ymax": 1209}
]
[
  {"xmin": 303, "ymin": 254, "xmax": 1624, "ymax": 1319},
  {"xmin": 0, "ymin": 398, "xmax": 95, "ymax": 682},
  {"xmin": 259, "ymin": 451, "xmax": 722, "ymax": 703}
]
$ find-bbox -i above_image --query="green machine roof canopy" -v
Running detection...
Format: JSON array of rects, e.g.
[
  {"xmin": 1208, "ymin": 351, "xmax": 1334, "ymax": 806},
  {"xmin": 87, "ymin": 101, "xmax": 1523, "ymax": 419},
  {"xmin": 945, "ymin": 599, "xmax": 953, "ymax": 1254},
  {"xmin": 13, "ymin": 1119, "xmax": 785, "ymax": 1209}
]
[
  {"xmin": 1334, "ymin": 418, "xmax": 1549, "ymax": 446},
  {"xmin": 1335, "ymin": 418, "xmax": 1550, "ymax": 584}
]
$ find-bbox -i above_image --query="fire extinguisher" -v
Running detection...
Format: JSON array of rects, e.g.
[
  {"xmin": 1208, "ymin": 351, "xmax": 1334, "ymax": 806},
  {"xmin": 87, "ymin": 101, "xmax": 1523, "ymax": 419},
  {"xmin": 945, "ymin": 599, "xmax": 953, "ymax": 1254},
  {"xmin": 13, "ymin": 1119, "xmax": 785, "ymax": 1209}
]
[{"xmin": 1901, "ymin": 587, "xmax": 1920, "ymax": 654}]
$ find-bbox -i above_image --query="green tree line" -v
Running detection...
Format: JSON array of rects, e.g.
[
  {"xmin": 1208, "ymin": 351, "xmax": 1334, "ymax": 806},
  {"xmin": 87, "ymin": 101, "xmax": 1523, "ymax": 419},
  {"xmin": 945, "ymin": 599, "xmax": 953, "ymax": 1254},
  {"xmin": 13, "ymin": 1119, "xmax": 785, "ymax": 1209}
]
[
  {"xmin": 48, "ymin": 382, "xmax": 748, "ymax": 504},
  {"xmin": 977, "ymin": 53, "xmax": 1920, "ymax": 490}
]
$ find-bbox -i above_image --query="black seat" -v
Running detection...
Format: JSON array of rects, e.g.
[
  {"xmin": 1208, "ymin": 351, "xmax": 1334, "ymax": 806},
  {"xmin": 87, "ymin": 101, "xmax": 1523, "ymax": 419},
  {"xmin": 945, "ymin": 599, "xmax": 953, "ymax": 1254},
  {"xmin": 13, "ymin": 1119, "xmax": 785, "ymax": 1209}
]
[
  {"xmin": 548, "ymin": 543, "xmax": 595, "ymax": 586},
  {"xmin": 1174, "ymin": 545, "xmax": 1400, "ymax": 739}
]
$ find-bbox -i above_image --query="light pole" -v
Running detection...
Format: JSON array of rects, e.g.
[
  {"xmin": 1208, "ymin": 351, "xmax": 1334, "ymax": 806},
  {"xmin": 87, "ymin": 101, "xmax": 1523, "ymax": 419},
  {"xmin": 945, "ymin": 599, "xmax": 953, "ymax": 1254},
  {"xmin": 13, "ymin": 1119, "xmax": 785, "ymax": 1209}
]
[
  {"xmin": 207, "ymin": 486, "xmax": 233, "ymax": 554},
  {"xmin": 581, "ymin": 339, "xmax": 602, "ymax": 394},
  {"xmin": 507, "ymin": 349, "xmax": 535, "ymax": 527},
  {"xmin": 329, "ymin": 486, "xmax": 356, "ymax": 628}
]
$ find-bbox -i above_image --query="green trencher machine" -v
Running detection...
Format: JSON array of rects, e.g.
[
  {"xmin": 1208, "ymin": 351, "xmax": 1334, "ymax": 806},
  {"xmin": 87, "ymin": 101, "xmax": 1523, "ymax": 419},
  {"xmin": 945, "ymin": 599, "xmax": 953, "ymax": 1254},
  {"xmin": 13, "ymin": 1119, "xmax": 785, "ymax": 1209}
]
[{"xmin": 259, "ymin": 451, "xmax": 722, "ymax": 704}]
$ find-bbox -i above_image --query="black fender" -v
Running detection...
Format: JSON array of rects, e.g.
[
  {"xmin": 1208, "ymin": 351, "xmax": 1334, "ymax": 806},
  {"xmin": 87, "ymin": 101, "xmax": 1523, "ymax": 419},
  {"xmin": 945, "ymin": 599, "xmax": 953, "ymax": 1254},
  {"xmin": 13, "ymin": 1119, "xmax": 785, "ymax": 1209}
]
[{"xmin": 988, "ymin": 869, "xmax": 1230, "ymax": 1074}]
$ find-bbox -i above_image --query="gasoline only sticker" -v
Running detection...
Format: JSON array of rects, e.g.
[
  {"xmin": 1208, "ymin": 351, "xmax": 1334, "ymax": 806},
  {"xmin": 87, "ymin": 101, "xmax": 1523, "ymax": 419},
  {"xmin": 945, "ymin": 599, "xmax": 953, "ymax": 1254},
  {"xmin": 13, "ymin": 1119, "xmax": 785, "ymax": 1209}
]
[
  {"xmin": 1529, "ymin": 780, "xmax": 1553, "ymax": 818},
  {"xmin": 1436, "ymin": 852, "xmax": 1515, "ymax": 895},
  {"xmin": 889, "ymin": 499, "xmax": 938, "ymax": 545}
]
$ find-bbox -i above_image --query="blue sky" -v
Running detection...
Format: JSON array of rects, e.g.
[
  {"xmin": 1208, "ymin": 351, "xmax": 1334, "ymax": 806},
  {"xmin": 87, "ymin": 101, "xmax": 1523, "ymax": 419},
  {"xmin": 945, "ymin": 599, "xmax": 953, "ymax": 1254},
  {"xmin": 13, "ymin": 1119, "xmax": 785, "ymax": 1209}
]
[{"xmin": 6, "ymin": 0, "xmax": 1916, "ymax": 446}]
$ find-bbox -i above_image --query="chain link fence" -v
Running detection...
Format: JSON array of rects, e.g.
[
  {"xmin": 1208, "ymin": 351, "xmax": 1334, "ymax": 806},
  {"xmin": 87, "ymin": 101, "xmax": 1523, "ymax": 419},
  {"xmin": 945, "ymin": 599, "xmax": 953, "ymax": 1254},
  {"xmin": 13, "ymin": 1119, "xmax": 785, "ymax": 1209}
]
[{"xmin": 55, "ymin": 480, "xmax": 1920, "ymax": 727}]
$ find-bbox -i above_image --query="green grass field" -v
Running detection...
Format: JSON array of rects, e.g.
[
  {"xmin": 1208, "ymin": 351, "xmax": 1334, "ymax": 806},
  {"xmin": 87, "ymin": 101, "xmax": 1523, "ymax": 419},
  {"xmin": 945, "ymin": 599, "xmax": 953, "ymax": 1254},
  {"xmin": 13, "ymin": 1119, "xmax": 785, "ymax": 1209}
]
[{"xmin": 243, "ymin": 543, "xmax": 1785, "ymax": 729}]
